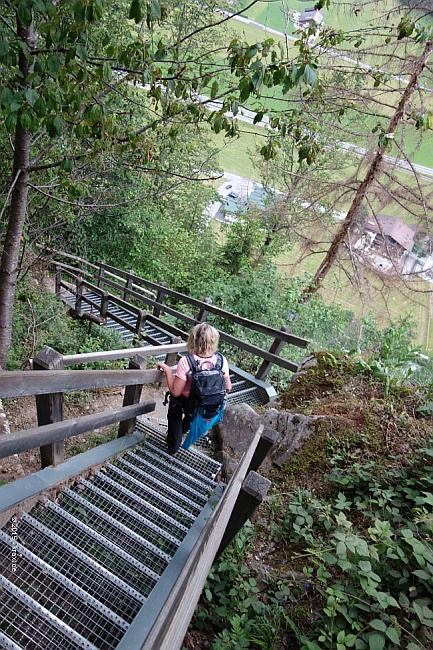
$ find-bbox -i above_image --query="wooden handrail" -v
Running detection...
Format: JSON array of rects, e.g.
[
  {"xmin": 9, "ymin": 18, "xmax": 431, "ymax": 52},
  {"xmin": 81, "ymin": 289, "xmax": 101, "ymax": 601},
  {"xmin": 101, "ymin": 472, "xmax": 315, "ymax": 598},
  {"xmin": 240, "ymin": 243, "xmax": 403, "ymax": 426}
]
[
  {"xmin": 0, "ymin": 368, "xmax": 167, "ymax": 398},
  {"xmin": 0, "ymin": 401, "xmax": 156, "ymax": 459},
  {"xmin": 60, "ymin": 342, "xmax": 187, "ymax": 366},
  {"xmin": 54, "ymin": 258, "xmax": 309, "ymax": 349}
]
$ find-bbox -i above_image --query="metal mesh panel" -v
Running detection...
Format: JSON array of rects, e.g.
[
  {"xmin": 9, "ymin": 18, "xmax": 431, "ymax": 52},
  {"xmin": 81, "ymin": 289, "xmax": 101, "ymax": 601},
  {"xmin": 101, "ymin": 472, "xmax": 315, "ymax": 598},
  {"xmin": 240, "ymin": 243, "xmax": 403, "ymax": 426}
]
[
  {"xmin": 129, "ymin": 446, "xmax": 216, "ymax": 493},
  {"xmin": 58, "ymin": 489, "xmax": 173, "ymax": 571},
  {"xmin": 89, "ymin": 468, "xmax": 189, "ymax": 544},
  {"xmin": 0, "ymin": 538, "xmax": 125, "ymax": 649},
  {"xmin": 88, "ymin": 470, "xmax": 194, "ymax": 530},
  {"xmin": 228, "ymin": 386, "xmax": 263, "ymax": 405},
  {"xmin": 5, "ymin": 517, "xmax": 143, "ymax": 623},
  {"xmin": 78, "ymin": 477, "xmax": 188, "ymax": 544},
  {"xmin": 103, "ymin": 461, "xmax": 201, "ymax": 518},
  {"xmin": 0, "ymin": 578, "xmax": 98, "ymax": 650},
  {"xmin": 135, "ymin": 422, "xmax": 223, "ymax": 479},
  {"xmin": 112, "ymin": 457, "xmax": 205, "ymax": 513},
  {"xmin": 29, "ymin": 503, "xmax": 157, "ymax": 597},
  {"xmin": 122, "ymin": 451, "xmax": 210, "ymax": 505}
]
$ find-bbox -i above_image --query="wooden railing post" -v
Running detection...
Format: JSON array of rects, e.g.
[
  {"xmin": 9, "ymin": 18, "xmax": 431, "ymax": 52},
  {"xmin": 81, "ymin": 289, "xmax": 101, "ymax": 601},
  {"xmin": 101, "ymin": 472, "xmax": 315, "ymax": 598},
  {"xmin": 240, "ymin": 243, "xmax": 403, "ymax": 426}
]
[
  {"xmin": 118, "ymin": 355, "xmax": 147, "ymax": 438},
  {"xmin": 248, "ymin": 427, "xmax": 279, "ymax": 472},
  {"xmin": 54, "ymin": 264, "xmax": 61, "ymax": 297},
  {"xmin": 75, "ymin": 276, "xmax": 83, "ymax": 314},
  {"xmin": 97, "ymin": 260, "xmax": 106, "ymax": 289},
  {"xmin": 33, "ymin": 347, "xmax": 64, "ymax": 468},
  {"xmin": 255, "ymin": 325, "xmax": 292, "ymax": 380},
  {"xmin": 159, "ymin": 336, "xmax": 182, "ymax": 389},
  {"xmin": 124, "ymin": 270, "xmax": 134, "ymax": 302},
  {"xmin": 197, "ymin": 297, "xmax": 212, "ymax": 322},
  {"xmin": 100, "ymin": 291, "xmax": 109, "ymax": 319},
  {"xmin": 134, "ymin": 310, "xmax": 147, "ymax": 346},
  {"xmin": 215, "ymin": 471, "xmax": 271, "ymax": 560},
  {"xmin": 153, "ymin": 282, "xmax": 167, "ymax": 318}
]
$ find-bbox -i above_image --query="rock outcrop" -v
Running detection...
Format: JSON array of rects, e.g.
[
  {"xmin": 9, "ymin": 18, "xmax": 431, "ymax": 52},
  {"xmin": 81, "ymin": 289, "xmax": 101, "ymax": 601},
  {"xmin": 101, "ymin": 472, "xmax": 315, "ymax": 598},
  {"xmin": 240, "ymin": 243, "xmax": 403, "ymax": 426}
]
[{"xmin": 216, "ymin": 402, "xmax": 324, "ymax": 478}]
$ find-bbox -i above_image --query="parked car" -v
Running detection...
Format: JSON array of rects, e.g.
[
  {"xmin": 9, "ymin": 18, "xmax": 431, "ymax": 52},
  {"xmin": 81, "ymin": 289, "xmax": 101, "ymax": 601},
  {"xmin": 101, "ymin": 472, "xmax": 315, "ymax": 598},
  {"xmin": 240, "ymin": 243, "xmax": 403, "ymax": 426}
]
[{"xmin": 228, "ymin": 191, "xmax": 238, "ymax": 199}]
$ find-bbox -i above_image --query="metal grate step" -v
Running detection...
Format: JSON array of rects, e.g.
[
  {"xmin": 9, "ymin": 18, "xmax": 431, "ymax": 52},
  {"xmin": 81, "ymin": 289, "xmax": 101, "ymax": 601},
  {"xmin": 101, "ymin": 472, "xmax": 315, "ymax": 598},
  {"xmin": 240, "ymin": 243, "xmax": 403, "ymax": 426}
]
[
  {"xmin": 0, "ymin": 532, "xmax": 127, "ymax": 648},
  {"xmin": 0, "ymin": 427, "xmax": 223, "ymax": 649}
]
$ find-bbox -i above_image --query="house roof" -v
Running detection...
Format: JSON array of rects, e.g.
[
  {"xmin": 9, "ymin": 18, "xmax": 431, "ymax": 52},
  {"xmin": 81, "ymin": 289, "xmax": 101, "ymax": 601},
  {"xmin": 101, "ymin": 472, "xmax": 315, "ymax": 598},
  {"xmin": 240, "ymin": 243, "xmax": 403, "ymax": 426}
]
[
  {"xmin": 222, "ymin": 185, "xmax": 278, "ymax": 215},
  {"xmin": 365, "ymin": 214, "xmax": 415, "ymax": 252},
  {"xmin": 298, "ymin": 8, "xmax": 324, "ymax": 25}
]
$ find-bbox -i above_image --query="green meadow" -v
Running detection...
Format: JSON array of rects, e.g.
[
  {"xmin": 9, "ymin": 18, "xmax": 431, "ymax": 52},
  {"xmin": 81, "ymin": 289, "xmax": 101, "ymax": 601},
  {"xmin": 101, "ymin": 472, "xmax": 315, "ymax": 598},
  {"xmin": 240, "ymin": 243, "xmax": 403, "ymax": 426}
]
[
  {"xmin": 212, "ymin": 1, "xmax": 433, "ymax": 167},
  {"xmin": 207, "ymin": 122, "xmax": 433, "ymax": 350}
]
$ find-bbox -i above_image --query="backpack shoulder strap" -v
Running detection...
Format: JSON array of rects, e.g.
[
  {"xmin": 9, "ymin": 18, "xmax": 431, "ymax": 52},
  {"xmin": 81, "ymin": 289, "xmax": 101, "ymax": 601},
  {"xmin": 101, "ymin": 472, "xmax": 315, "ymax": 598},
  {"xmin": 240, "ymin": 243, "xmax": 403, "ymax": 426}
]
[
  {"xmin": 185, "ymin": 353, "xmax": 197, "ymax": 374},
  {"xmin": 215, "ymin": 352, "xmax": 224, "ymax": 370}
]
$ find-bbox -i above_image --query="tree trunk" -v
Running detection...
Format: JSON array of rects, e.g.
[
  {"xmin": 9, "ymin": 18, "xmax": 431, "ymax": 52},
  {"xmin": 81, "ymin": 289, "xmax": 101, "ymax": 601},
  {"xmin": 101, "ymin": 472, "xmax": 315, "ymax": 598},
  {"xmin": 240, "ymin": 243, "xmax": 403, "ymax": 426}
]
[
  {"xmin": 0, "ymin": 19, "xmax": 34, "ymax": 369},
  {"xmin": 302, "ymin": 39, "xmax": 433, "ymax": 301}
]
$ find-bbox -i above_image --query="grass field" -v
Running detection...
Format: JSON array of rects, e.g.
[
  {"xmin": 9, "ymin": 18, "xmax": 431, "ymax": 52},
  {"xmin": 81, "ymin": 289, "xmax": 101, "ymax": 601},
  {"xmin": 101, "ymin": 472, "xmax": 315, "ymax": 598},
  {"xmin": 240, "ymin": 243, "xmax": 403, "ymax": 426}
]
[
  {"xmin": 206, "ymin": 122, "xmax": 433, "ymax": 351},
  {"xmin": 214, "ymin": 2, "xmax": 433, "ymax": 168},
  {"xmin": 190, "ymin": 3, "xmax": 433, "ymax": 349}
]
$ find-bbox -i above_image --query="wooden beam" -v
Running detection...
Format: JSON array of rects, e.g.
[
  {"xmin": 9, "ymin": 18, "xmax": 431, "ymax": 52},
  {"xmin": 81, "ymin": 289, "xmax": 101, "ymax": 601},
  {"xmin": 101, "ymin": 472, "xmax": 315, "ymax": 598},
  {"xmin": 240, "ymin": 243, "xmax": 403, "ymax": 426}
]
[
  {"xmin": 0, "ymin": 368, "xmax": 169, "ymax": 398},
  {"xmin": 61, "ymin": 342, "xmax": 187, "ymax": 366},
  {"xmin": 0, "ymin": 401, "xmax": 156, "ymax": 459},
  {"xmin": 56, "ymin": 263, "xmax": 308, "ymax": 348}
]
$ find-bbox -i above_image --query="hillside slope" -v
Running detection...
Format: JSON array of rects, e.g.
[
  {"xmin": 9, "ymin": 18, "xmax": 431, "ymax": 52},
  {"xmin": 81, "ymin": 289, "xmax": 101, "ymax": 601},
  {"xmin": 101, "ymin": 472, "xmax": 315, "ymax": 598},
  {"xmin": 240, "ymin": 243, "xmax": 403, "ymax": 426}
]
[{"xmin": 187, "ymin": 352, "xmax": 433, "ymax": 649}]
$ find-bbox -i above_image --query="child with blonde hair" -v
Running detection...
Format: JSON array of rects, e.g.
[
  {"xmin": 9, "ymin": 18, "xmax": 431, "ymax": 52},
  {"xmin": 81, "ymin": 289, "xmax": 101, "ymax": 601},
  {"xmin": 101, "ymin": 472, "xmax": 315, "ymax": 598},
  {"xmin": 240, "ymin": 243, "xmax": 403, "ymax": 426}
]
[{"xmin": 158, "ymin": 323, "xmax": 231, "ymax": 454}]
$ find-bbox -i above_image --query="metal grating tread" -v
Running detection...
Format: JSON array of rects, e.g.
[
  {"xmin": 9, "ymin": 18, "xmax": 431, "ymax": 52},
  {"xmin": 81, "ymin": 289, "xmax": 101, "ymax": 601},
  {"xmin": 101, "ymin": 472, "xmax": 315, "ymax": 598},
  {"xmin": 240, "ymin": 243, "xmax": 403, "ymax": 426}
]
[
  {"xmin": 0, "ymin": 428, "xmax": 223, "ymax": 649},
  {"xmin": 0, "ymin": 573, "xmax": 102, "ymax": 650},
  {"xmin": 0, "ymin": 535, "xmax": 127, "ymax": 648},
  {"xmin": 135, "ymin": 420, "xmax": 222, "ymax": 479},
  {"xmin": 6, "ymin": 515, "xmax": 145, "ymax": 622}
]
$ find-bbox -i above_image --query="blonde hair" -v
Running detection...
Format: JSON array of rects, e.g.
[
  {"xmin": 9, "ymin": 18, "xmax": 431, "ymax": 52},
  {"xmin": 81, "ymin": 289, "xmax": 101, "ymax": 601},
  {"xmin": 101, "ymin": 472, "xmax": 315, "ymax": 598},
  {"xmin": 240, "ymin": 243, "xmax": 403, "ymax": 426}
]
[{"xmin": 187, "ymin": 323, "xmax": 219, "ymax": 357}]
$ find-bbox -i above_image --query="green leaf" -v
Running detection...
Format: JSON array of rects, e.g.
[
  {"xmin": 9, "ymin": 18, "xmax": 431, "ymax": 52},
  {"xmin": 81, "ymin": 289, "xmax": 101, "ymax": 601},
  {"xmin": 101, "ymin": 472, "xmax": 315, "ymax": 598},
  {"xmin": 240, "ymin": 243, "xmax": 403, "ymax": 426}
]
[
  {"xmin": 344, "ymin": 634, "xmax": 357, "ymax": 647},
  {"xmin": 61, "ymin": 159, "xmax": 74, "ymax": 173},
  {"xmin": 47, "ymin": 56, "xmax": 61, "ymax": 78},
  {"xmin": 368, "ymin": 633, "xmax": 385, "ymax": 650},
  {"xmin": 370, "ymin": 619, "xmax": 386, "ymax": 632},
  {"xmin": 210, "ymin": 81, "xmax": 218, "ymax": 100},
  {"xmin": 359, "ymin": 560, "xmax": 372, "ymax": 572},
  {"xmin": 212, "ymin": 114, "xmax": 223, "ymax": 134},
  {"xmin": 413, "ymin": 569, "xmax": 431, "ymax": 580},
  {"xmin": 215, "ymin": 605, "xmax": 228, "ymax": 617},
  {"xmin": 25, "ymin": 88, "xmax": 38, "ymax": 106},
  {"xmin": 73, "ymin": 1, "xmax": 86, "ymax": 21},
  {"xmin": 20, "ymin": 113, "xmax": 32, "ymax": 130},
  {"xmin": 102, "ymin": 62, "xmax": 112, "ymax": 81},
  {"xmin": 129, "ymin": 0, "xmax": 144, "ymax": 23},
  {"xmin": 88, "ymin": 104, "xmax": 102, "ymax": 123},
  {"xmin": 0, "ymin": 40, "xmax": 9, "ymax": 58},
  {"xmin": 17, "ymin": 1, "xmax": 32, "ymax": 27},
  {"xmin": 76, "ymin": 45, "xmax": 87, "ymax": 62},
  {"xmin": 54, "ymin": 116, "xmax": 65, "ymax": 135},
  {"xmin": 151, "ymin": 0, "xmax": 162, "ymax": 20},
  {"xmin": 5, "ymin": 112, "xmax": 18, "ymax": 133},
  {"xmin": 385, "ymin": 627, "xmax": 400, "ymax": 645},
  {"xmin": 303, "ymin": 63, "xmax": 318, "ymax": 86},
  {"xmin": 239, "ymin": 77, "xmax": 251, "ymax": 103}
]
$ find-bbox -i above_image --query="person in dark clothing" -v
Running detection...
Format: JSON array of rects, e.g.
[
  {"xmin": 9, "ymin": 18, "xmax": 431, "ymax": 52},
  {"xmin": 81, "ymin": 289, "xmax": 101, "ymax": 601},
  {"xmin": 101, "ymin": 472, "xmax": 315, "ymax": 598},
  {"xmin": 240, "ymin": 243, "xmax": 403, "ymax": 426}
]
[{"xmin": 157, "ymin": 323, "xmax": 231, "ymax": 455}]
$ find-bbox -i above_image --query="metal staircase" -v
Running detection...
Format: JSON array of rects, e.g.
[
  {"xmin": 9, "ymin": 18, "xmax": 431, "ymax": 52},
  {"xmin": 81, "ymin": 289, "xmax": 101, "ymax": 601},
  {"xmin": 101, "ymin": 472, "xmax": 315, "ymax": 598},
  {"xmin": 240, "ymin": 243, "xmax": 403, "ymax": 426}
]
[
  {"xmin": 63, "ymin": 291, "xmax": 173, "ymax": 346},
  {"xmin": 0, "ymin": 422, "xmax": 223, "ymax": 650},
  {"xmin": 62, "ymin": 290, "xmax": 276, "ymax": 407}
]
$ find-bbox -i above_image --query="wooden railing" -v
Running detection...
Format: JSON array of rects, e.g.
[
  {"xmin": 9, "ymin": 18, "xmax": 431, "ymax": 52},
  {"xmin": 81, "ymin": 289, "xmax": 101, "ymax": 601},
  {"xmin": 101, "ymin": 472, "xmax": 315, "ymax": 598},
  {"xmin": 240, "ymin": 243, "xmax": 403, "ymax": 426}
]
[
  {"xmin": 0, "ymin": 342, "xmax": 186, "ymax": 468},
  {"xmin": 41, "ymin": 248, "xmax": 309, "ymax": 376},
  {"xmin": 117, "ymin": 425, "xmax": 274, "ymax": 650}
]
